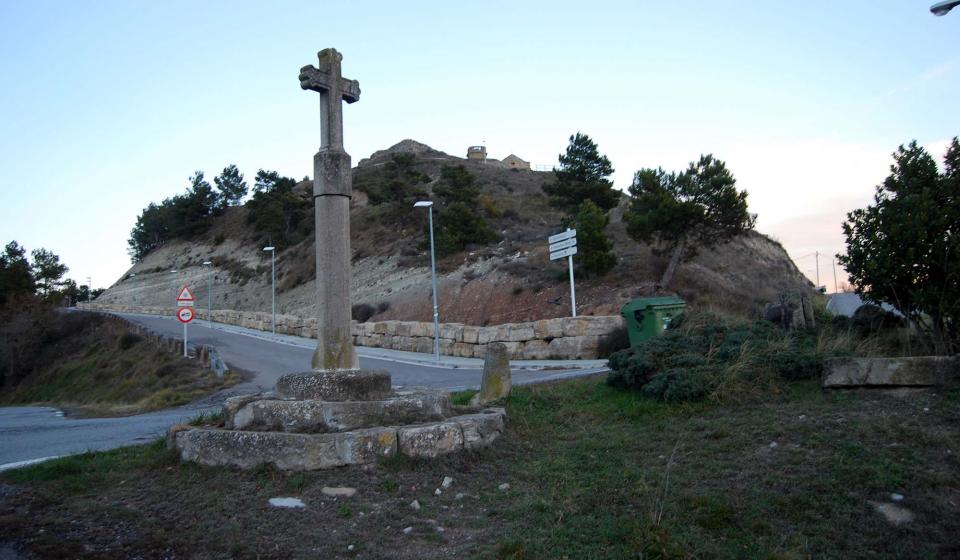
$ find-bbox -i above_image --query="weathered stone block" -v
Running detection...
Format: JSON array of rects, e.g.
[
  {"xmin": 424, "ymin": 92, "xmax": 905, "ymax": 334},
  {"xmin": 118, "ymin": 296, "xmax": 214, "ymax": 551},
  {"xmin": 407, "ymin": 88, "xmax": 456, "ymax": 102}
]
[
  {"xmin": 453, "ymin": 342, "xmax": 474, "ymax": 358},
  {"xmin": 398, "ymin": 421, "xmax": 464, "ymax": 458},
  {"xmin": 533, "ymin": 318, "xmax": 565, "ymax": 339},
  {"xmin": 229, "ymin": 390, "xmax": 453, "ymax": 433},
  {"xmin": 275, "ymin": 369, "xmax": 392, "ymax": 401},
  {"xmin": 822, "ymin": 357, "xmax": 958, "ymax": 388},
  {"xmin": 415, "ymin": 337, "xmax": 433, "ymax": 354},
  {"xmin": 462, "ymin": 325, "xmax": 480, "ymax": 344},
  {"xmin": 174, "ymin": 426, "xmax": 397, "ymax": 471},
  {"xmin": 454, "ymin": 408, "xmax": 506, "ymax": 450},
  {"xmin": 397, "ymin": 322, "xmax": 413, "ymax": 337},
  {"xmin": 521, "ymin": 339, "xmax": 551, "ymax": 360},
  {"xmin": 372, "ymin": 322, "xmax": 388, "ymax": 335},
  {"xmin": 507, "ymin": 324, "xmax": 535, "ymax": 341},
  {"xmin": 477, "ymin": 327, "xmax": 498, "ymax": 344},
  {"xmin": 440, "ymin": 323, "xmax": 463, "ymax": 342}
]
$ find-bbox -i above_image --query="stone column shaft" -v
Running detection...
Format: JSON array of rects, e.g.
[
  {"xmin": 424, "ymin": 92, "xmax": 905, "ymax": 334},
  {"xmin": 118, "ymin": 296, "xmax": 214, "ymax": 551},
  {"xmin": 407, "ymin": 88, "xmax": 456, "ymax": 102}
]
[{"xmin": 312, "ymin": 150, "xmax": 358, "ymax": 371}]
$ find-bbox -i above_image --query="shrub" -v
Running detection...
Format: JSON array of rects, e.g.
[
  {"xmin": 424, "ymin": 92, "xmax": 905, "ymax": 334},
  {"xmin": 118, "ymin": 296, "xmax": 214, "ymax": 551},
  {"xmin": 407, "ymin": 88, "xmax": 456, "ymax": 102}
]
[
  {"xmin": 606, "ymin": 315, "xmax": 839, "ymax": 402},
  {"xmin": 118, "ymin": 332, "xmax": 142, "ymax": 350},
  {"xmin": 351, "ymin": 303, "xmax": 376, "ymax": 323},
  {"xmin": 377, "ymin": 301, "xmax": 391, "ymax": 314},
  {"xmin": 851, "ymin": 304, "xmax": 905, "ymax": 335}
]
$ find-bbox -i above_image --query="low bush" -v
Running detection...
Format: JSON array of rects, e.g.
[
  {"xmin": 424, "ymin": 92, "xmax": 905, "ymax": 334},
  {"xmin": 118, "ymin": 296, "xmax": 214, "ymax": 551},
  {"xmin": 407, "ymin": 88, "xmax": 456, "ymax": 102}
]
[
  {"xmin": 607, "ymin": 311, "xmax": 839, "ymax": 402},
  {"xmin": 351, "ymin": 303, "xmax": 376, "ymax": 323},
  {"xmin": 596, "ymin": 324, "xmax": 630, "ymax": 359},
  {"xmin": 118, "ymin": 332, "xmax": 142, "ymax": 351}
]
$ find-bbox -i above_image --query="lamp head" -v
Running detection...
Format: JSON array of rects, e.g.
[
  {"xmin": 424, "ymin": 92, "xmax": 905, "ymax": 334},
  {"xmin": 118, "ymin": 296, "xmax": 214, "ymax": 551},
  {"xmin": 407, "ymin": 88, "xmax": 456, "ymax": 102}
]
[{"xmin": 413, "ymin": 201, "xmax": 433, "ymax": 208}]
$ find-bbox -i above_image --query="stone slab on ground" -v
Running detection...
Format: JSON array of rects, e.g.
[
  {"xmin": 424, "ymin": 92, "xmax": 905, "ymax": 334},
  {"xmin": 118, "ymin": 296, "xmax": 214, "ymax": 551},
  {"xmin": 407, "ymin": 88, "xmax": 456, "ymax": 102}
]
[
  {"xmin": 275, "ymin": 369, "xmax": 391, "ymax": 401},
  {"xmin": 174, "ymin": 408, "xmax": 507, "ymax": 471},
  {"xmin": 823, "ymin": 357, "xmax": 959, "ymax": 388},
  {"xmin": 227, "ymin": 389, "xmax": 453, "ymax": 433}
]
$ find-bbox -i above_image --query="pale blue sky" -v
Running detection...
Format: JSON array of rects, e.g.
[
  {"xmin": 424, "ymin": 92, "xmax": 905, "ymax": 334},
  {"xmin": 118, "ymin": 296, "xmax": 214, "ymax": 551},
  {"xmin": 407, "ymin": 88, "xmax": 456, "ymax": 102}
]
[{"xmin": 0, "ymin": 1, "xmax": 957, "ymax": 292}]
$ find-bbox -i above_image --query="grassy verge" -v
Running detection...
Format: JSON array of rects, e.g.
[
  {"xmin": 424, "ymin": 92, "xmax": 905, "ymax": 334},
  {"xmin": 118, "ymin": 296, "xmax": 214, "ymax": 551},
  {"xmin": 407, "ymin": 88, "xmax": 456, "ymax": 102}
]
[
  {"xmin": 1, "ymin": 379, "xmax": 958, "ymax": 559},
  {"xmin": 1, "ymin": 312, "xmax": 241, "ymax": 416}
]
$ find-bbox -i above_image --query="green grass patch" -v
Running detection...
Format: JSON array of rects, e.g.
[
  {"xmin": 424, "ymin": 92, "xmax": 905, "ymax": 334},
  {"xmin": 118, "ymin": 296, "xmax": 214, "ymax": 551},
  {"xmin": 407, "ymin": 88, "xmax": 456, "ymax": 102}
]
[{"xmin": 451, "ymin": 389, "xmax": 477, "ymax": 406}]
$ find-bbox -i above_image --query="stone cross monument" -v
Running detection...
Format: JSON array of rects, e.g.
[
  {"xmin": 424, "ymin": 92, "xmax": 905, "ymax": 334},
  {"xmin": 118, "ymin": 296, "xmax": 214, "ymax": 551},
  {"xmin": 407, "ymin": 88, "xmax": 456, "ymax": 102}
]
[{"xmin": 299, "ymin": 48, "xmax": 361, "ymax": 371}]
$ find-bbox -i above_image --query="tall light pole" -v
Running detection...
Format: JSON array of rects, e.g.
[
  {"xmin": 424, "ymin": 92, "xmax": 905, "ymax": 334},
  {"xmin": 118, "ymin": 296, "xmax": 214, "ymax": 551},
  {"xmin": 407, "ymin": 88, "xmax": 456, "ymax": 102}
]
[
  {"xmin": 203, "ymin": 261, "xmax": 213, "ymax": 328},
  {"xmin": 263, "ymin": 247, "xmax": 276, "ymax": 335},
  {"xmin": 86, "ymin": 276, "xmax": 92, "ymax": 303},
  {"xmin": 414, "ymin": 201, "xmax": 440, "ymax": 361}
]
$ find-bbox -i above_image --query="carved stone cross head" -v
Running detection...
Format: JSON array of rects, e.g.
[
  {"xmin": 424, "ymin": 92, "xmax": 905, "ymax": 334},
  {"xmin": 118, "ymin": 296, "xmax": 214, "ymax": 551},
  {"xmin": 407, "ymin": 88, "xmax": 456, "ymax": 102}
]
[{"xmin": 299, "ymin": 48, "xmax": 361, "ymax": 150}]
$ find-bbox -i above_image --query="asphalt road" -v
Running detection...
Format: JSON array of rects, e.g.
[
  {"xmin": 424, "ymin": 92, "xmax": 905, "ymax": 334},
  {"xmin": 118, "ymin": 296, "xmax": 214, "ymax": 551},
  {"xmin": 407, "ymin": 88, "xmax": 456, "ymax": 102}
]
[{"xmin": 0, "ymin": 312, "xmax": 607, "ymax": 467}]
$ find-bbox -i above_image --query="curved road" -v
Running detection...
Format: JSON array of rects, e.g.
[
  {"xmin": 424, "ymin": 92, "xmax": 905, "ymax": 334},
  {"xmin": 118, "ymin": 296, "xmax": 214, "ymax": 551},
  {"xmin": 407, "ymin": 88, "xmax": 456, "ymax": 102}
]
[{"xmin": 0, "ymin": 312, "xmax": 608, "ymax": 468}]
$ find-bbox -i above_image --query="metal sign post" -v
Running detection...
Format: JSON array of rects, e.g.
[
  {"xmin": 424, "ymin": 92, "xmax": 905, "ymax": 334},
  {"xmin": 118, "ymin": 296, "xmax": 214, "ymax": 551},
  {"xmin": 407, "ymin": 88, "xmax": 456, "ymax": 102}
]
[
  {"xmin": 176, "ymin": 286, "xmax": 196, "ymax": 358},
  {"xmin": 548, "ymin": 229, "xmax": 578, "ymax": 317}
]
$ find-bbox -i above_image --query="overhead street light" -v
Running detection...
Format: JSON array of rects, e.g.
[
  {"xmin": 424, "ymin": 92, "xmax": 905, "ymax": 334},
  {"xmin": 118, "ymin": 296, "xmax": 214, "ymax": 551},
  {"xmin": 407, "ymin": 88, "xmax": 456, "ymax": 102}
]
[
  {"xmin": 931, "ymin": 0, "xmax": 960, "ymax": 15},
  {"xmin": 264, "ymin": 247, "xmax": 276, "ymax": 335},
  {"xmin": 413, "ymin": 200, "xmax": 440, "ymax": 361},
  {"xmin": 203, "ymin": 261, "xmax": 213, "ymax": 328}
]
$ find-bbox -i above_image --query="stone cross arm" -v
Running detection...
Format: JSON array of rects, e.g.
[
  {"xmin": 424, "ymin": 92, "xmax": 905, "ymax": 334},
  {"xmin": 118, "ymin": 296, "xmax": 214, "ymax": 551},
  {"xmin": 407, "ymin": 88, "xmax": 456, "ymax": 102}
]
[{"xmin": 299, "ymin": 62, "xmax": 360, "ymax": 103}]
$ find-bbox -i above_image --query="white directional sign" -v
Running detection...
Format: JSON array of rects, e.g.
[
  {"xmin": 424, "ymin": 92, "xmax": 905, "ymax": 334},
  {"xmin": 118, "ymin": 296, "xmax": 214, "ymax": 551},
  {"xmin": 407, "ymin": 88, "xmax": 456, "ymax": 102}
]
[
  {"xmin": 550, "ymin": 246, "xmax": 578, "ymax": 261},
  {"xmin": 546, "ymin": 229, "xmax": 578, "ymax": 317},
  {"xmin": 548, "ymin": 229, "xmax": 577, "ymax": 244},
  {"xmin": 549, "ymin": 237, "xmax": 577, "ymax": 252}
]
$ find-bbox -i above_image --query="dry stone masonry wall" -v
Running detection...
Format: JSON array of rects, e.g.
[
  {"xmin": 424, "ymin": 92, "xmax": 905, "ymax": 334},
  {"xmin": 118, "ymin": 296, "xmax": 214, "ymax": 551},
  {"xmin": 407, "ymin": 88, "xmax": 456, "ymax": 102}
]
[{"xmin": 79, "ymin": 303, "xmax": 623, "ymax": 360}]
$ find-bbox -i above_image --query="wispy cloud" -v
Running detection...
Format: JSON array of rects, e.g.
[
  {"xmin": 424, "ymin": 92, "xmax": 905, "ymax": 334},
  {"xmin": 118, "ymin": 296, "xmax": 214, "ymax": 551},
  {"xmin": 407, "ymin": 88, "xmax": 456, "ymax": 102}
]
[{"xmin": 878, "ymin": 59, "xmax": 957, "ymax": 100}]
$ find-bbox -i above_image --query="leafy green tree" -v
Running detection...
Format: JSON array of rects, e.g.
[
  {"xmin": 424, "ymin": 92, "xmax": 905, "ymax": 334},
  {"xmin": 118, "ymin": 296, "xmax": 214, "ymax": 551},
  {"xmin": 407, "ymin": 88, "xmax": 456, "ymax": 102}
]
[
  {"xmin": 625, "ymin": 154, "xmax": 755, "ymax": 288},
  {"xmin": 839, "ymin": 138, "xmax": 960, "ymax": 353},
  {"xmin": 543, "ymin": 133, "xmax": 620, "ymax": 214},
  {"xmin": 0, "ymin": 241, "xmax": 36, "ymax": 305},
  {"xmin": 214, "ymin": 164, "xmax": 248, "ymax": 207},
  {"xmin": 573, "ymin": 200, "xmax": 617, "ymax": 277},
  {"xmin": 30, "ymin": 248, "xmax": 68, "ymax": 298}
]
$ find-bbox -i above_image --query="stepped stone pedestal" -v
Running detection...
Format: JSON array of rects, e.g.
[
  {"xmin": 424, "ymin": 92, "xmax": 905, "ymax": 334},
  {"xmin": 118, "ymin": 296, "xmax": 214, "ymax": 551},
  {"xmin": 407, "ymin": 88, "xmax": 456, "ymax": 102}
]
[{"xmin": 172, "ymin": 369, "xmax": 507, "ymax": 471}]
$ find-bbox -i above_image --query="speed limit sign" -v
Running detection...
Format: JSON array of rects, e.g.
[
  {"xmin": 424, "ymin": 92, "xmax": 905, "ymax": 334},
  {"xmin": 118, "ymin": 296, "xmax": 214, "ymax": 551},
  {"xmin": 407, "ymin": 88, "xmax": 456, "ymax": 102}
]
[{"xmin": 177, "ymin": 307, "xmax": 195, "ymax": 324}]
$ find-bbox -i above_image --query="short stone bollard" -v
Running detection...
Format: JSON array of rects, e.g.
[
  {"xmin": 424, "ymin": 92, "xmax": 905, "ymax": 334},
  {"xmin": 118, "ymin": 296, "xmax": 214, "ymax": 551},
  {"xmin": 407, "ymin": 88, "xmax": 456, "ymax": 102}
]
[{"xmin": 471, "ymin": 342, "xmax": 512, "ymax": 406}]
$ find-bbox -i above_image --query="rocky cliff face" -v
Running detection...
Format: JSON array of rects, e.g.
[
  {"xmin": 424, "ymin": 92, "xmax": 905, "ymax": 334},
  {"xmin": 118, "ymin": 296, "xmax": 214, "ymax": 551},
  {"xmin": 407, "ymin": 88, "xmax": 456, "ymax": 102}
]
[{"xmin": 98, "ymin": 140, "xmax": 813, "ymax": 325}]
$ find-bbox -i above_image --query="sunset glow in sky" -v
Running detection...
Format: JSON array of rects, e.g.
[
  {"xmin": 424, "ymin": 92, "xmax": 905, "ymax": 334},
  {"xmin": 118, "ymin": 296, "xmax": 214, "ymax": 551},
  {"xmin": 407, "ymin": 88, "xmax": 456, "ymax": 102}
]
[{"xmin": 0, "ymin": 1, "xmax": 957, "ymax": 292}]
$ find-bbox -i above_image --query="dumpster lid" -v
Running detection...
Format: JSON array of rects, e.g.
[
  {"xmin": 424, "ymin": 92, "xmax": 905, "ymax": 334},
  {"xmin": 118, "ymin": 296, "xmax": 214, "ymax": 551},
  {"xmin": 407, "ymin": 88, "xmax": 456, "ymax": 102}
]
[{"xmin": 621, "ymin": 296, "xmax": 686, "ymax": 312}]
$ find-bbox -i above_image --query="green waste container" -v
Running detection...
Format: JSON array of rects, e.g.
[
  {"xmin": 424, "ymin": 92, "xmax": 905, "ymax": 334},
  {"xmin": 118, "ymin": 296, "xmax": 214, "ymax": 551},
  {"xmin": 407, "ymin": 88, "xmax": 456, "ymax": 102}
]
[{"xmin": 620, "ymin": 296, "xmax": 686, "ymax": 347}]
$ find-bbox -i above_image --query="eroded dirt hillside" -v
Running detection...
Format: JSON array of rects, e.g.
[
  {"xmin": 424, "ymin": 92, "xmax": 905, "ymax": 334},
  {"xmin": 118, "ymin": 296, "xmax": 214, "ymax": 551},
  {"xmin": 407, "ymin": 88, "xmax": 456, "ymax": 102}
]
[{"xmin": 98, "ymin": 140, "xmax": 813, "ymax": 325}]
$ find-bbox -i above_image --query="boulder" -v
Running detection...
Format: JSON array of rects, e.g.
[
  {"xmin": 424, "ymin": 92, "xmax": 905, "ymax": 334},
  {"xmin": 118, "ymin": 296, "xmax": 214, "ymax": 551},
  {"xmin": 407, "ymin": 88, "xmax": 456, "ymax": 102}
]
[{"xmin": 397, "ymin": 421, "xmax": 464, "ymax": 458}]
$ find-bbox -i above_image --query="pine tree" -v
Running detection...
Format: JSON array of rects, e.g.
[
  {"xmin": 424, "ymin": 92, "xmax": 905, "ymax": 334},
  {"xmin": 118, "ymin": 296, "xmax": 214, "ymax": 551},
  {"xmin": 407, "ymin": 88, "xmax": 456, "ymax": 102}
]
[
  {"xmin": 543, "ymin": 133, "xmax": 620, "ymax": 214},
  {"xmin": 214, "ymin": 164, "xmax": 248, "ymax": 207},
  {"xmin": 573, "ymin": 200, "xmax": 616, "ymax": 277},
  {"xmin": 625, "ymin": 155, "xmax": 755, "ymax": 288}
]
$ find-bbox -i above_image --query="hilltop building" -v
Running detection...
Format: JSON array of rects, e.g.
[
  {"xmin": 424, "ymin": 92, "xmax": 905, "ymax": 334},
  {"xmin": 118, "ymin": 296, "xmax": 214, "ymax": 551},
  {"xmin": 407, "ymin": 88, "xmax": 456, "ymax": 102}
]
[{"xmin": 466, "ymin": 145, "xmax": 530, "ymax": 170}]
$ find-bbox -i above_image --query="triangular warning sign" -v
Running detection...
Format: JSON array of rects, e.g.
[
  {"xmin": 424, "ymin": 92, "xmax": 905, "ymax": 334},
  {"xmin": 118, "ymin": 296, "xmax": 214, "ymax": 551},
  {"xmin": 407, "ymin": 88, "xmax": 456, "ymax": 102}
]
[{"xmin": 176, "ymin": 285, "xmax": 195, "ymax": 301}]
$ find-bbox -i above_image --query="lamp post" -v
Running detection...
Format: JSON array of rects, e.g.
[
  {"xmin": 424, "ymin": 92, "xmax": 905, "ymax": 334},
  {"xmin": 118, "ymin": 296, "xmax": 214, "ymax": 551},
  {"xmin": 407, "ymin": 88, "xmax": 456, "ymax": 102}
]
[
  {"xmin": 414, "ymin": 201, "xmax": 440, "ymax": 361},
  {"xmin": 203, "ymin": 261, "xmax": 213, "ymax": 328},
  {"xmin": 931, "ymin": 0, "xmax": 960, "ymax": 15},
  {"xmin": 263, "ymin": 247, "xmax": 276, "ymax": 335},
  {"xmin": 86, "ymin": 276, "xmax": 92, "ymax": 303}
]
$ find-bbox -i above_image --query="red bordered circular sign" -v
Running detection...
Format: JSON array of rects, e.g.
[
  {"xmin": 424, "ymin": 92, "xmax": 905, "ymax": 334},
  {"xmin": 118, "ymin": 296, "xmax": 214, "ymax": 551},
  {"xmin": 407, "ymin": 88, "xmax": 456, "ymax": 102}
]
[{"xmin": 177, "ymin": 307, "xmax": 195, "ymax": 324}]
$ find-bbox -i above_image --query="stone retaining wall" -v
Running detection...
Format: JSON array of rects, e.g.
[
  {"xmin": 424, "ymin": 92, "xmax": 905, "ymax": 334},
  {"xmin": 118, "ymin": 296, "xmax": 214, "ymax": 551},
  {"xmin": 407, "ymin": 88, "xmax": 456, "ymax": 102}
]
[{"xmin": 78, "ymin": 303, "xmax": 623, "ymax": 360}]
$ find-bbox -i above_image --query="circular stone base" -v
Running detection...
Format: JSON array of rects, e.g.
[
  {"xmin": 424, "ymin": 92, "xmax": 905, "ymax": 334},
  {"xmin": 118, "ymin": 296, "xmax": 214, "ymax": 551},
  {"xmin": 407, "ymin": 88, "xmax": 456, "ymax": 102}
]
[{"xmin": 275, "ymin": 369, "xmax": 392, "ymax": 401}]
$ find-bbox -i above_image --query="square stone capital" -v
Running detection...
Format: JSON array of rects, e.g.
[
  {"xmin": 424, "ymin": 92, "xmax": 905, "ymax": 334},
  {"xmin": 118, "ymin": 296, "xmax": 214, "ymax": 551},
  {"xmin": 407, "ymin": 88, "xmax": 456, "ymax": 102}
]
[{"xmin": 314, "ymin": 150, "xmax": 352, "ymax": 197}]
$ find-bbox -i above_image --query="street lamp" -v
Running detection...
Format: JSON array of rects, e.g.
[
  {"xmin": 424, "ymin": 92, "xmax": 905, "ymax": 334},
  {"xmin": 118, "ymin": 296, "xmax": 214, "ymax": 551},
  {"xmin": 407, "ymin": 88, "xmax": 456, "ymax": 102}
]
[
  {"xmin": 86, "ymin": 276, "xmax": 92, "ymax": 303},
  {"xmin": 263, "ymin": 247, "xmax": 276, "ymax": 335},
  {"xmin": 203, "ymin": 261, "xmax": 213, "ymax": 328},
  {"xmin": 931, "ymin": 0, "xmax": 960, "ymax": 15},
  {"xmin": 413, "ymin": 200, "xmax": 440, "ymax": 361}
]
